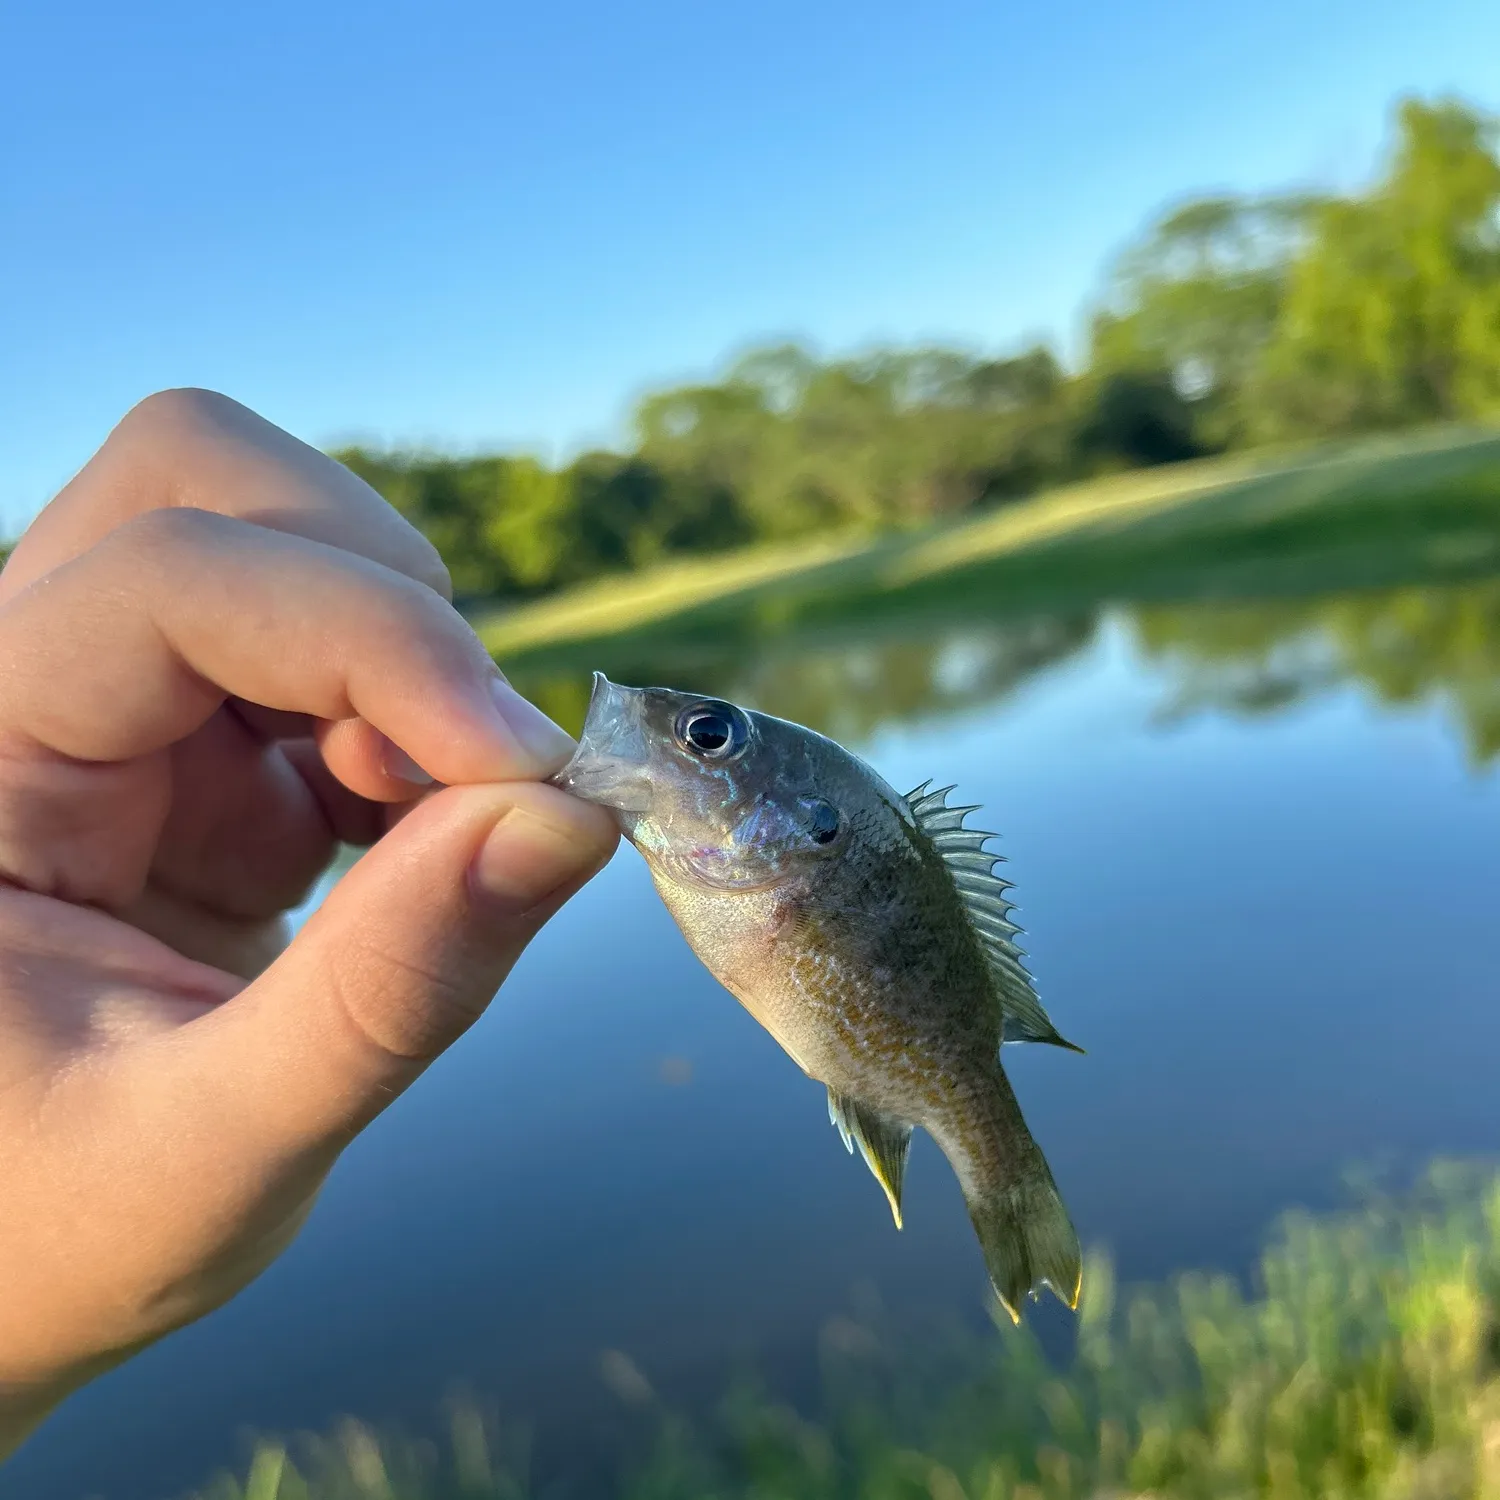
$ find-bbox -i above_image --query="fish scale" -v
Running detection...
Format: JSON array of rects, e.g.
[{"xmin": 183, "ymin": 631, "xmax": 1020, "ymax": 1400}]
[{"xmin": 552, "ymin": 673, "xmax": 1084, "ymax": 1320}]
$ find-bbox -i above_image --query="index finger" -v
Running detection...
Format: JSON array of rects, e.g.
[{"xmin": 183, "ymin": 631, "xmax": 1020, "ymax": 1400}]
[{"xmin": 0, "ymin": 508, "xmax": 571, "ymax": 778}]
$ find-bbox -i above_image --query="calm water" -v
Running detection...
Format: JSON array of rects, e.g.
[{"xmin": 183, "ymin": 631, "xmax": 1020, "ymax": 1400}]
[{"xmin": 12, "ymin": 583, "xmax": 1500, "ymax": 1499}]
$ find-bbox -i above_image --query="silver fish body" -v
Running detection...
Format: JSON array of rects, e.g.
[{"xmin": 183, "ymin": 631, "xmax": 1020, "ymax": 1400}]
[{"xmin": 552, "ymin": 674, "xmax": 1081, "ymax": 1318}]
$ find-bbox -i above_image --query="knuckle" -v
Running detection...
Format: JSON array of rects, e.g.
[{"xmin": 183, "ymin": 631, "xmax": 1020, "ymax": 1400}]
[
  {"xmin": 360, "ymin": 520, "xmax": 452, "ymax": 603},
  {"xmin": 117, "ymin": 387, "xmax": 235, "ymax": 443},
  {"xmin": 406, "ymin": 536, "xmax": 453, "ymax": 601},
  {"xmin": 103, "ymin": 504, "xmax": 232, "ymax": 562},
  {"xmin": 323, "ymin": 935, "xmax": 489, "ymax": 1064},
  {"xmin": 378, "ymin": 569, "xmax": 487, "ymax": 667},
  {"xmin": 118, "ymin": 395, "xmax": 456, "ymax": 601}
]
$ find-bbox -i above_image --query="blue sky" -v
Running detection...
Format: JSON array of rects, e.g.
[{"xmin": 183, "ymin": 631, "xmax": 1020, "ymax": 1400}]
[{"xmin": 2, "ymin": 0, "xmax": 1497, "ymax": 535}]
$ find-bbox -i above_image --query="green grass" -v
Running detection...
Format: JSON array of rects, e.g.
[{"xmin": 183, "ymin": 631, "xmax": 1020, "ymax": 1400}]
[
  {"xmin": 185, "ymin": 1163, "xmax": 1500, "ymax": 1500},
  {"xmin": 473, "ymin": 425, "xmax": 1500, "ymax": 679}
]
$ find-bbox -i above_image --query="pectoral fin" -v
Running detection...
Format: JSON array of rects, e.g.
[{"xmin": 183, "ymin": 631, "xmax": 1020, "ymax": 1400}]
[{"xmin": 828, "ymin": 1090, "xmax": 913, "ymax": 1229}]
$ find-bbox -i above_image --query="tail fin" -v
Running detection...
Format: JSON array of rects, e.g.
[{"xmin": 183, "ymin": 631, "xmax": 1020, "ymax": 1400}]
[{"xmin": 964, "ymin": 1169, "xmax": 1081, "ymax": 1323}]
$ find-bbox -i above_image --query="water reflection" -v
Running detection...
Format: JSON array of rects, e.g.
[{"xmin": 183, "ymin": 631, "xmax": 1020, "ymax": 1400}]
[
  {"xmin": 1131, "ymin": 578, "xmax": 1500, "ymax": 765},
  {"xmin": 511, "ymin": 574, "xmax": 1500, "ymax": 770},
  {"xmin": 509, "ymin": 614, "xmax": 1098, "ymax": 747}
]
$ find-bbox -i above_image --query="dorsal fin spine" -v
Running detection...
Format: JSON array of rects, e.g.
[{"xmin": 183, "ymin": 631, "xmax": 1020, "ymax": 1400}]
[{"xmin": 903, "ymin": 781, "xmax": 1081, "ymax": 1054}]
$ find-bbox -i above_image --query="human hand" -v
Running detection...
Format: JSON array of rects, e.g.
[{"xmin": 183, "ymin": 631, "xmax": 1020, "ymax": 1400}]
[{"xmin": 0, "ymin": 391, "xmax": 618, "ymax": 1456}]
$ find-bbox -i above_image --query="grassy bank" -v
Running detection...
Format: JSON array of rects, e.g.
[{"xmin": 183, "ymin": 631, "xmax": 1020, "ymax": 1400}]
[
  {"xmin": 188, "ymin": 1163, "xmax": 1500, "ymax": 1499},
  {"xmin": 473, "ymin": 426, "xmax": 1500, "ymax": 678}
]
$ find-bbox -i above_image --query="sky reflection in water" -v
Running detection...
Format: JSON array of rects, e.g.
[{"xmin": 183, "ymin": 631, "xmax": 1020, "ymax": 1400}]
[{"xmin": 13, "ymin": 581, "xmax": 1500, "ymax": 1500}]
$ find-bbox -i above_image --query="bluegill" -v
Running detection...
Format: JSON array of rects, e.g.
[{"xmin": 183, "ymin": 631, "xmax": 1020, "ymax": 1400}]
[{"xmin": 552, "ymin": 674, "xmax": 1081, "ymax": 1319}]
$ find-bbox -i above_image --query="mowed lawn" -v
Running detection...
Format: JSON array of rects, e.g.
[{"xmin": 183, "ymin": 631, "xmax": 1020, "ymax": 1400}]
[{"xmin": 473, "ymin": 425, "xmax": 1500, "ymax": 673}]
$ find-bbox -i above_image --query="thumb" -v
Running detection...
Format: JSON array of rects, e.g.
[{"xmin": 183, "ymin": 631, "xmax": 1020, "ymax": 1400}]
[{"xmin": 191, "ymin": 781, "xmax": 618, "ymax": 1155}]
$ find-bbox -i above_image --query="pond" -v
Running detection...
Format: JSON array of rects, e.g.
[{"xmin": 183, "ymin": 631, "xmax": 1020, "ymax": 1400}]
[{"xmin": 10, "ymin": 570, "xmax": 1500, "ymax": 1498}]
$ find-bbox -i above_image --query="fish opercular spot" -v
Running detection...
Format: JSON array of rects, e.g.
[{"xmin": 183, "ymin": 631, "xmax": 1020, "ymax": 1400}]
[{"xmin": 800, "ymin": 796, "xmax": 842, "ymax": 846}]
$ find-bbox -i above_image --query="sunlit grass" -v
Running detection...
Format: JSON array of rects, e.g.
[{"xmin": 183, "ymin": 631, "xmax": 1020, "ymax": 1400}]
[
  {"xmin": 475, "ymin": 426, "xmax": 1500, "ymax": 668},
  {"xmin": 884, "ymin": 424, "xmax": 1500, "ymax": 585},
  {"xmin": 474, "ymin": 529, "xmax": 876, "ymax": 657},
  {"xmin": 187, "ymin": 1162, "xmax": 1500, "ymax": 1499}
]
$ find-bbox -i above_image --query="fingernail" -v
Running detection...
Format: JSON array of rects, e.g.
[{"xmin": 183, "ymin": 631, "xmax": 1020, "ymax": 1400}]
[
  {"xmin": 378, "ymin": 735, "xmax": 435, "ymax": 786},
  {"xmin": 488, "ymin": 676, "xmax": 576, "ymax": 774},
  {"xmin": 473, "ymin": 805, "xmax": 590, "ymax": 905}
]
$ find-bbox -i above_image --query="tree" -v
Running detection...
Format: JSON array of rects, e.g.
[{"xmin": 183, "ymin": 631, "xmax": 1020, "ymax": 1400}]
[
  {"xmin": 1091, "ymin": 193, "xmax": 1318, "ymax": 447},
  {"xmin": 1070, "ymin": 370, "xmax": 1206, "ymax": 472},
  {"xmin": 333, "ymin": 450, "xmax": 515, "ymax": 598},
  {"xmin": 566, "ymin": 453, "xmax": 751, "ymax": 574},
  {"xmin": 634, "ymin": 341, "xmax": 1077, "ymax": 536},
  {"xmin": 1255, "ymin": 98, "xmax": 1500, "ymax": 435}
]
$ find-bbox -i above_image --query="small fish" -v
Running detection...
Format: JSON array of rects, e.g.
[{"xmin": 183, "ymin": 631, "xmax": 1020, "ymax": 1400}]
[{"xmin": 552, "ymin": 674, "xmax": 1082, "ymax": 1319}]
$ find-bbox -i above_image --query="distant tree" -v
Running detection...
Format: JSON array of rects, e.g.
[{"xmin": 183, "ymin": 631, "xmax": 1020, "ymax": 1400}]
[
  {"xmin": 1091, "ymin": 193, "xmax": 1319, "ymax": 447},
  {"xmin": 958, "ymin": 348, "xmax": 1074, "ymax": 503},
  {"xmin": 566, "ymin": 453, "xmax": 751, "ymax": 573},
  {"xmin": 636, "ymin": 341, "xmax": 1077, "ymax": 535},
  {"xmin": 478, "ymin": 457, "xmax": 572, "ymax": 591},
  {"xmin": 335, "ymin": 450, "xmax": 581, "ymax": 599},
  {"xmin": 1254, "ymin": 98, "xmax": 1500, "ymax": 435},
  {"xmin": 334, "ymin": 450, "xmax": 516, "ymax": 598},
  {"xmin": 1070, "ymin": 369, "xmax": 1206, "ymax": 472}
]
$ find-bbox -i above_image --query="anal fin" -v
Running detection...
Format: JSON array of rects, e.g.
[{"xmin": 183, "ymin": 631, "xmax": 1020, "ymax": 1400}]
[{"xmin": 828, "ymin": 1090, "xmax": 913, "ymax": 1229}]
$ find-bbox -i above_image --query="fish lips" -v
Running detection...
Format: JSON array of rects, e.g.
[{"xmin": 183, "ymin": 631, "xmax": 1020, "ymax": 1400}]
[{"xmin": 549, "ymin": 672, "xmax": 655, "ymax": 816}]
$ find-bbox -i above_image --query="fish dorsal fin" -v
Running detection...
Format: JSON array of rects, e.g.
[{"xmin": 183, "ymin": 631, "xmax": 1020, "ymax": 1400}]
[
  {"xmin": 904, "ymin": 782, "xmax": 1082, "ymax": 1055},
  {"xmin": 827, "ymin": 1090, "xmax": 913, "ymax": 1228}
]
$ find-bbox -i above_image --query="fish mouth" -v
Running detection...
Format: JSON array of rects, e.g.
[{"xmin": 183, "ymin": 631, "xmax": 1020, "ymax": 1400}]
[{"xmin": 548, "ymin": 672, "xmax": 655, "ymax": 815}]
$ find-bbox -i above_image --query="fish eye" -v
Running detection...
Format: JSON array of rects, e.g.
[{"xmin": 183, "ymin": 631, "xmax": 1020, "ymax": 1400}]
[
  {"xmin": 805, "ymin": 798, "xmax": 841, "ymax": 845},
  {"xmin": 674, "ymin": 702, "xmax": 747, "ymax": 760}
]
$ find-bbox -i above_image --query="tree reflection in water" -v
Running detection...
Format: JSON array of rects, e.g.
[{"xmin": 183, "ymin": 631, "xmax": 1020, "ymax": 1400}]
[
  {"xmin": 506, "ymin": 573, "xmax": 1500, "ymax": 773},
  {"xmin": 509, "ymin": 613, "xmax": 1099, "ymax": 748},
  {"xmin": 1131, "ymin": 577, "xmax": 1500, "ymax": 765}
]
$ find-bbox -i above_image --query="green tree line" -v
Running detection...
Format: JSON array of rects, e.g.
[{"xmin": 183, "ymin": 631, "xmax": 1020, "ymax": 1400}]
[{"xmin": 336, "ymin": 96, "xmax": 1500, "ymax": 603}]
